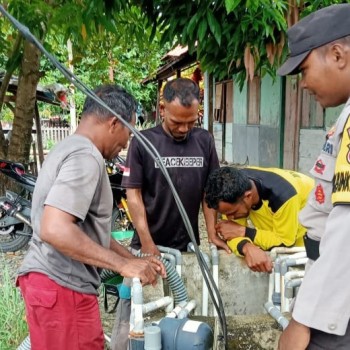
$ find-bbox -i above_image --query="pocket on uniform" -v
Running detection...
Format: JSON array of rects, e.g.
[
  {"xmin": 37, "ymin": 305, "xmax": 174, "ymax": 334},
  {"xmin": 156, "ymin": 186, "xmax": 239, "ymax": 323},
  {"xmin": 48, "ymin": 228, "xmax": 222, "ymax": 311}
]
[{"xmin": 26, "ymin": 285, "xmax": 57, "ymax": 308}]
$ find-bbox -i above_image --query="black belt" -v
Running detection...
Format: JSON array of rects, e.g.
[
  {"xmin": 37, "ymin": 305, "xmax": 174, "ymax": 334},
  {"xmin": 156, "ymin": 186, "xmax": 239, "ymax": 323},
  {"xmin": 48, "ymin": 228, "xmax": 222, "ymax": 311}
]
[{"xmin": 303, "ymin": 234, "xmax": 320, "ymax": 260}]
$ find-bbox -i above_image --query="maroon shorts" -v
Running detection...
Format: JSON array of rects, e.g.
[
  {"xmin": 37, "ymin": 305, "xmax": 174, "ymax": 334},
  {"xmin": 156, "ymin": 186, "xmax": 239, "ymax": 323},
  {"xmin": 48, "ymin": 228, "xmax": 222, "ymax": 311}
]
[{"xmin": 18, "ymin": 272, "xmax": 104, "ymax": 350}]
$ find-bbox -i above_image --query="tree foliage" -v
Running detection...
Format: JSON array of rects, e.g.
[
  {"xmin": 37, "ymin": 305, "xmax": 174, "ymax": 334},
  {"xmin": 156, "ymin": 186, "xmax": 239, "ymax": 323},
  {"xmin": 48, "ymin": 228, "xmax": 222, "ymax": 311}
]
[
  {"xmin": 0, "ymin": 0, "xmax": 166, "ymax": 164},
  {"xmin": 135, "ymin": 0, "xmax": 346, "ymax": 86},
  {"xmin": 0, "ymin": 0, "xmax": 345, "ymax": 165}
]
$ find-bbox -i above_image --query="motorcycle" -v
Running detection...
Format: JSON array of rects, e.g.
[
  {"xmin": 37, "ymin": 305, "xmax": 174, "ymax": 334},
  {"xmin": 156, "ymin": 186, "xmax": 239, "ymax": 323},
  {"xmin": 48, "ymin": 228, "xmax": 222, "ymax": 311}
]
[
  {"xmin": 105, "ymin": 156, "xmax": 134, "ymax": 246},
  {"xmin": 0, "ymin": 160, "xmax": 34, "ymax": 252},
  {"xmin": 0, "ymin": 157, "xmax": 133, "ymax": 253}
]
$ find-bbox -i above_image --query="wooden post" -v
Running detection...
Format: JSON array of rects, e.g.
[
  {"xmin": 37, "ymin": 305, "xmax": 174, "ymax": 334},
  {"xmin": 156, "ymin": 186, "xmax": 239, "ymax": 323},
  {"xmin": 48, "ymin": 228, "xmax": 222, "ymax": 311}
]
[
  {"xmin": 156, "ymin": 80, "xmax": 163, "ymax": 124},
  {"xmin": 221, "ymin": 84, "xmax": 227, "ymax": 161},
  {"xmin": 208, "ymin": 74, "xmax": 214, "ymax": 136},
  {"xmin": 31, "ymin": 141, "xmax": 38, "ymax": 176},
  {"xmin": 34, "ymin": 102, "xmax": 44, "ymax": 167},
  {"xmin": 283, "ymin": 75, "xmax": 301, "ymax": 170}
]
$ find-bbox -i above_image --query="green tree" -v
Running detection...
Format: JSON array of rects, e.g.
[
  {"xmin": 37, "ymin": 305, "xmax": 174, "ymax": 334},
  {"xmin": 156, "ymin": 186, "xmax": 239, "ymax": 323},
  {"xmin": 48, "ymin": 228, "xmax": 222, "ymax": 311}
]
[
  {"xmin": 0, "ymin": 0, "xmax": 165, "ymax": 165},
  {"xmin": 136, "ymin": 0, "xmax": 345, "ymax": 85}
]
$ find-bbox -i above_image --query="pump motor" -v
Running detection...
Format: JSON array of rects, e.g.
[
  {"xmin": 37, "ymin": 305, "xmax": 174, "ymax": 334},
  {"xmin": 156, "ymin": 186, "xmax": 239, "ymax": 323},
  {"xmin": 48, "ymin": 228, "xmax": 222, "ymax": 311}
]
[{"xmin": 158, "ymin": 317, "xmax": 213, "ymax": 349}]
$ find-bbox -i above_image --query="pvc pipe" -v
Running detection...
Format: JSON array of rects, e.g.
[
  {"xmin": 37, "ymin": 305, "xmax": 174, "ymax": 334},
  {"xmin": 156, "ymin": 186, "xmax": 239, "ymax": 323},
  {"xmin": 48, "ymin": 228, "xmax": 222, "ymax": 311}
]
[
  {"xmin": 142, "ymin": 296, "xmax": 173, "ymax": 314},
  {"xmin": 264, "ymin": 301, "xmax": 289, "ymax": 330},
  {"xmin": 284, "ymin": 278, "xmax": 303, "ymax": 312},
  {"xmin": 166, "ymin": 300, "xmax": 188, "ymax": 318},
  {"xmin": 177, "ymin": 299, "xmax": 197, "ymax": 319},
  {"xmin": 283, "ymin": 270, "xmax": 305, "ymax": 307},
  {"xmin": 144, "ymin": 325, "xmax": 161, "ymax": 350},
  {"xmin": 280, "ymin": 258, "xmax": 307, "ymax": 312},
  {"xmin": 130, "ymin": 278, "xmax": 144, "ymax": 335},
  {"xmin": 202, "ymin": 278, "xmax": 209, "ymax": 316},
  {"xmin": 284, "ymin": 270, "xmax": 305, "ymax": 283},
  {"xmin": 210, "ymin": 243, "xmax": 219, "ymax": 317},
  {"xmin": 157, "ymin": 246, "xmax": 182, "ymax": 276},
  {"xmin": 270, "ymin": 246, "xmax": 305, "ymax": 261},
  {"xmin": 187, "ymin": 242, "xmax": 211, "ymax": 316},
  {"xmin": 285, "ymin": 278, "xmax": 303, "ymax": 299},
  {"xmin": 273, "ymin": 252, "xmax": 307, "ymax": 304},
  {"xmin": 210, "ymin": 243, "xmax": 219, "ymax": 265},
  {"xmin": 280, "ymin": 257, "xmax": 308, "ymax": 276},
  {"xmin": 268, "ymin": 272, "xmax": 274, "ymax": 303},
  {"xmin": 187, "ymin": 242, "xmax": 211, "ymax": 267},
  {"xmin": 274, "ymin": 256, "xmax": 282, "ymax": 295}
]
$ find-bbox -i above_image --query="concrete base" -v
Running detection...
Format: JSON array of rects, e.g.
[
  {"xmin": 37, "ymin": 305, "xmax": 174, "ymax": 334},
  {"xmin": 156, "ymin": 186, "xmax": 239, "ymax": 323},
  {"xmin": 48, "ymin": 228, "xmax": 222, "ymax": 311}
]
[
  {"xmin": 143, "ymin": 250, "xmax": 270, "ymax": 317},
  {"xmin": 140, "ymin": 250, "xmax": 284, "ymax": 349}
]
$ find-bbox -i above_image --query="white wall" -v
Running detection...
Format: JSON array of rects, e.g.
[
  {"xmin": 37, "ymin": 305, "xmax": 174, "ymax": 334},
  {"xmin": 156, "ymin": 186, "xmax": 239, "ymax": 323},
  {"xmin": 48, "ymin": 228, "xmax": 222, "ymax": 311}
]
[{"xmin": 298, "ymin": 129, "xmax": 325, "ymax": 174}]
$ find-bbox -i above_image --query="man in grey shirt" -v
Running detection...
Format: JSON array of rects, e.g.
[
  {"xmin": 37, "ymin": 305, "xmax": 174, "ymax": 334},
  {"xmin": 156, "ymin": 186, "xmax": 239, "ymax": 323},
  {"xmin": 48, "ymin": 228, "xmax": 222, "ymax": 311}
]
[{"xmin": 17, "ymin": 84, "xmax": 165, "ymax": 350}]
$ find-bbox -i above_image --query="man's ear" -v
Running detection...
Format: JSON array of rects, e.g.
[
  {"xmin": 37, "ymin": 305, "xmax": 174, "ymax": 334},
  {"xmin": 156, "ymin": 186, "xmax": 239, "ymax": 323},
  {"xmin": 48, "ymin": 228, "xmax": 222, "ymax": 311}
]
[
  {"xmin": 244, "ymin": 190, "xmax": 253, "ymax": 201},
  {"xmin": 330, "ymin": 43, "xmax": 348, "ymax": 69},
  {"xmin": 109, "ymin": 116, "xmax": 120, "ymax": 131},
  {"xmin": 159, "ymin": 102, "xmax": 165, "ymax": 117}
]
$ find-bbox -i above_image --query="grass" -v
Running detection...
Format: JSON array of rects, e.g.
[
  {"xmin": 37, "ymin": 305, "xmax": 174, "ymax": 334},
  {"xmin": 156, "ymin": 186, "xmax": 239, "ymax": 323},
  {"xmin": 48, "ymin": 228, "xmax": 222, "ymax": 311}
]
[{"xmin": 0, "ymin": 262, "xmax": 28, "ymax": 350}]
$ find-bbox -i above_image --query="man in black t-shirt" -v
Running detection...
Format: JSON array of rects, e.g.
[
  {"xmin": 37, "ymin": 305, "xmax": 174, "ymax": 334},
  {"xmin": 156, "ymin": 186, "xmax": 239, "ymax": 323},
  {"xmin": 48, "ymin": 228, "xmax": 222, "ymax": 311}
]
[
  {"xmin": 111, "ymin": 77, "xmax": 230, "ymax": 350},
  {"xmin": 122, "ymin": 77, "xmax": 230, "ymax": 255}
]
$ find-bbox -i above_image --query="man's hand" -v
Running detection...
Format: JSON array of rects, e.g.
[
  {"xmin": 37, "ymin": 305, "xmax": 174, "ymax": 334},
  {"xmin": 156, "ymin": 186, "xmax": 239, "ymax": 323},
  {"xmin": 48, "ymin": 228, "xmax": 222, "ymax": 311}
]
[
  {"xmin": 215, "ymin": 220, "xmax": 246, "ymax": 240},
  {"xmin": 141, "ymin": 255, "xmax": 167, "ymax": 279},
  {"xmin": 278, "ymin": 318, "xmax": 310, "ymax": 350},
  {"xmin": 119, "ymin": 258, "xmax": 163, "ymax": 286},
  {"xmin": 242, "ymin": 243, "xmax": 273, "ymax": 273},
  {"xmin": 208, "ymin": 231, "xmax": 232, "ymax": 254}
]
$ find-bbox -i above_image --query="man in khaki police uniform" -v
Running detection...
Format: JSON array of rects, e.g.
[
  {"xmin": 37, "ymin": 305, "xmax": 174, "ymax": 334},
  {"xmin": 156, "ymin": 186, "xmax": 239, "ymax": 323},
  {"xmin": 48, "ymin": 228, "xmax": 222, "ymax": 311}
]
[{"xmin": 277, "ymin": 4, "xmax": 350, "ymax": 349}]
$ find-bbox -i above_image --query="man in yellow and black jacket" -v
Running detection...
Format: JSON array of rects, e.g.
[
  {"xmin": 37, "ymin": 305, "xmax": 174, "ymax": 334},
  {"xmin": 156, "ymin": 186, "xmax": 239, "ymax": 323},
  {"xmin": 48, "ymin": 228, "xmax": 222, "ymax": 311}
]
[{"xmin": 204, "ymin": 166, "xmax": 314, "ymax": 273}]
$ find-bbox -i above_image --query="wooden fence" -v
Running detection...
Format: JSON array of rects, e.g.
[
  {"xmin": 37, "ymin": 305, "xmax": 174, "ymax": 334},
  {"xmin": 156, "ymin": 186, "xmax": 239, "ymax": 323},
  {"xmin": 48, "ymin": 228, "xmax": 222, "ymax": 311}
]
[{"xmin": 41, "ymin": 126, "xmax": 71, "ymax": 148}]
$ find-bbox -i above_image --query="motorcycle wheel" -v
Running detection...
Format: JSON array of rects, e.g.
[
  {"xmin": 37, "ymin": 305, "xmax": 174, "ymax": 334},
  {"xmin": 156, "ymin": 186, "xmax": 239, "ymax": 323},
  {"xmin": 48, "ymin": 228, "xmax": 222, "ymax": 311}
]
[
  {"xmin": 111, "ymin": 207, "xmax": 133, "ymax": 247},
  {"xmin": 0, "ymin": 222, "xmax": 32, "ymax": 253}
]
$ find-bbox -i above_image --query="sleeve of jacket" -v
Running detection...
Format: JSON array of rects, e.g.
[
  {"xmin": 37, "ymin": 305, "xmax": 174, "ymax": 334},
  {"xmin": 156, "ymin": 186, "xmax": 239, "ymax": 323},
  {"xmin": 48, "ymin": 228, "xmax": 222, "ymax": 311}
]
[
  {"xmin": 248, "ymin": 196, "xmax": 300, "ymax": 250},
  {"xmin": 292, "ymin": 205, "xmax": 350, "ymax": 335},
  {"xmin": 227, "ymin": 237, "xmax": 253, "ymax": 257}
]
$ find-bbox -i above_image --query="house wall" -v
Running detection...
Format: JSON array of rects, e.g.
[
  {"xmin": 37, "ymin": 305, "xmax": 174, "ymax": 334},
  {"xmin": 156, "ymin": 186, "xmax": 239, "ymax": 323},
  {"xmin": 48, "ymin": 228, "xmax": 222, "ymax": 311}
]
[
  {"xmin": 298, "ymin": 104, "xmax": 344, "ymax": 174},
  {"xmin": 221, "ymin": 76, "xmax": 283, "ymax": 167},
  {"xmin": 214, "ymin": 74, "xmax": 345, "ymax": 173}
]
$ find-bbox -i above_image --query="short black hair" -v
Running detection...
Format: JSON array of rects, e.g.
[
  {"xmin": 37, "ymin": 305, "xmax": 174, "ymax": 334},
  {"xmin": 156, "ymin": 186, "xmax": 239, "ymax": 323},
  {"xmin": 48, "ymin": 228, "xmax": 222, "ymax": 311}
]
[
  {"xmin": 81, "ymin": 84, "xmax": 136, "ymax": 122},
  {"xmin": 205, "ymin": 167, "xmax": 252, "ymax": 209},
  {"xmin": 163, "ymin": 78, "xmax": 200, "ymax": 107}
]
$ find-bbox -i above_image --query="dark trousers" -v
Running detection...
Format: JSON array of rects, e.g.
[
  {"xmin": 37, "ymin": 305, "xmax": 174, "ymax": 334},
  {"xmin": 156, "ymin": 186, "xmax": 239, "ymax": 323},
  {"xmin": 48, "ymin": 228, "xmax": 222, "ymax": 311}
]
[{"xmin": 307, "ymin": 322, "xmax": 350, "ymax": 350}]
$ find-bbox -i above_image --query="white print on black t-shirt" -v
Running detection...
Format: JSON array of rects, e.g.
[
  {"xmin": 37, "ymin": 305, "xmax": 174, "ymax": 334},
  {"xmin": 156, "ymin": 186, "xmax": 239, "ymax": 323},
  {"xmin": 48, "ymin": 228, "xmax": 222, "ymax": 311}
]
[{"xmin": 155, "ymin": 157, "xmax": 204, "ymax": 168}]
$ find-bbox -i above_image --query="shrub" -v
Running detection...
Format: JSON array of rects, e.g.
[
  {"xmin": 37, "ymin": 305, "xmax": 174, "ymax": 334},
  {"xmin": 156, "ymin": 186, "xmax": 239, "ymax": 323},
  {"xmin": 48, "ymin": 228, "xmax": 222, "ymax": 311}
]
[{"xmin": 0, "ymin": 263, "xmax": 28, "ymax": 350}]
